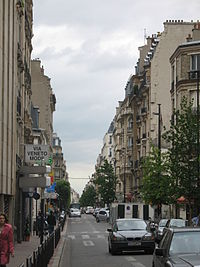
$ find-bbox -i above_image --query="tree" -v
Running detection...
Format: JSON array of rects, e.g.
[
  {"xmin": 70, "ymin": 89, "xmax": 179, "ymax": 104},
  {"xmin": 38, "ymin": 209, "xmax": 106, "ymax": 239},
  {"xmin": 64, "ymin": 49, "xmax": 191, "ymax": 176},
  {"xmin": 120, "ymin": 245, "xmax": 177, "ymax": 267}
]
[
  {"xmin": 141, "ymin": 145, "xmax": 176, "ymax": 218},
  {"xmin": 79, "ymin": 185, "xmax": 96, "ymax": 207},
  {"xmin": 162, "ymin": 97, "xmax": 200, "ymax": 221},
  {"xmin": 95, "ymin": 159, "xmax": 117, "ymax": 206},
  {"xmin": 55, "ymin": 180, "xmax": 71, "ymax": 211}
]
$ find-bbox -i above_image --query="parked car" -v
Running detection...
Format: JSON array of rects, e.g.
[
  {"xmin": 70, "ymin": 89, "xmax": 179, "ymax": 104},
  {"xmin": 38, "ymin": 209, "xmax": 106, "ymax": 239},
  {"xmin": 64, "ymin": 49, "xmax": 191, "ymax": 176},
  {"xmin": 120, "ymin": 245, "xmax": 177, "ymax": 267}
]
[
  {"xmin": 152, "ymin": 227, "xmax": 200, "ymax": 266},
  {"xmin": 107, "ymin": 218, "xmax": 155, "ymax": 255},
  {"xmin": 93, "ymin": 207, "xmax": 101, "ymax": 217},
  {"xmin": 162, "ymin": 218, "xmax": 187, "ymax": 237},
  {"xmin": 59, "ymin": 210, "xmax": 65, "ymax": 220},
  {"xmin": 96, "ymin": 208, "xmax": 109, "ymax": 222},
  {"xmin": 155, "ymin": 219, "xmax": 168, "ymax": 241},
  {"xmin": 85, "ymin": 206, "xmax": 94, "ymax": 214},
  {"xmin": 69, "ymin": 208, "xmax": 81, "ymax": 218}
]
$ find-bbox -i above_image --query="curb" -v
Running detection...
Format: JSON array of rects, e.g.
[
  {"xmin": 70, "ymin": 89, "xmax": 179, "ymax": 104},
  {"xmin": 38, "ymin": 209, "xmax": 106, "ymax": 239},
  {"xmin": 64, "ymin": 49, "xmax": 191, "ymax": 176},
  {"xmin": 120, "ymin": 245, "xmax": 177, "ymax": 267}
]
[{"xmin": 48, "ymin": 219, "xmax": 68, "ymax": 267}]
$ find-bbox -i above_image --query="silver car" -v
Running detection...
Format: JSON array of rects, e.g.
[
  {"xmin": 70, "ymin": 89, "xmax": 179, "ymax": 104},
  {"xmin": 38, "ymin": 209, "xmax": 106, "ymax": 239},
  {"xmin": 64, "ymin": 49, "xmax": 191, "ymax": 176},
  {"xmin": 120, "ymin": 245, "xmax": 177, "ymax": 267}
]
[{"xmin": 96, "ymin": 208, "xmax": 109, "ymax": 223}]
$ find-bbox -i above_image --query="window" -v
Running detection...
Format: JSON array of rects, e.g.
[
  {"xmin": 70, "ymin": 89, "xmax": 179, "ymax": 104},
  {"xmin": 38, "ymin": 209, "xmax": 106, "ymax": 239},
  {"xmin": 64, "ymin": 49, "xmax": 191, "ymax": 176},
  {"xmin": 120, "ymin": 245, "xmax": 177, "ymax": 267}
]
[{"xmin": 191, "ymin": 54, "xmax": 200, "ymax": 71}]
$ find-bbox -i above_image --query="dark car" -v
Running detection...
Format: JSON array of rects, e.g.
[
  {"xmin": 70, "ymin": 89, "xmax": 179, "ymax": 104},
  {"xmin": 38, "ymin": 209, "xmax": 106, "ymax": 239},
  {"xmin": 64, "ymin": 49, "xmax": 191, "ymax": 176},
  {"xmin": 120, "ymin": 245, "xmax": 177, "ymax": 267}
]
[
  {"xmin": 107, "ymin": 218, "xmax": 155, "ymax": 255},
  {"xmin": 152, "ymin": 227, "xmax": 200, "ymax": 266}
]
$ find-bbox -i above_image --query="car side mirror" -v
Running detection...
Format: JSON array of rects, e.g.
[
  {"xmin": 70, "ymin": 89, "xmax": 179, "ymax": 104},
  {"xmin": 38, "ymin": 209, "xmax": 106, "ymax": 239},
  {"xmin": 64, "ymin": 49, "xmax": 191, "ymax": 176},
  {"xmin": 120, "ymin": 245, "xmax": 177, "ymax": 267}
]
[{"xmin": 155, "ymin": 248, "xmax": 166, "ymax": 257}]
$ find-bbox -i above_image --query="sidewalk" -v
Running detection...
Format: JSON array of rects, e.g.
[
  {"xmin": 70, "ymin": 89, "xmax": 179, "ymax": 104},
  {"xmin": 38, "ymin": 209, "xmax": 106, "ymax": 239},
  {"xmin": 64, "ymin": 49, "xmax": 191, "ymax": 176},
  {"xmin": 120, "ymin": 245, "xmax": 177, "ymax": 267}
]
[
  {"xmin": 48, "ymin": 219, "xmax": 68, "ymax": 267},
  {"xmin": 7, "ymin": 219, "xmax": 68, "ymax": 267},
  {"xmin": 8, "ymin": 235, "xmax": 40, "ymax": 267}
]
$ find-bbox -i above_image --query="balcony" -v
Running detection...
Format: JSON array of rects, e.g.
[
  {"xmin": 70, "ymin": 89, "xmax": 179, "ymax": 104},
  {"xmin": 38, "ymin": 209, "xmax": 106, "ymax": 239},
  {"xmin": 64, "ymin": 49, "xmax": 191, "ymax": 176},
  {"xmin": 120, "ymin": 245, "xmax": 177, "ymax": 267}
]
[
  {"xmin": 136, "ymin": 115, "xmax": 141, "ymax": 124},
  {"xmin": 136, "ymin": 138, "xmax": 141, "ymax": 145},
  {"xmin": 142, "ymin": 133, "xmax": 147, "ymax": 139},
  {"xmin": 134, "ymin": 160, "xmax": 139, "ymax": 169},
  {"xmin": 17, "ymin": 43, "xmax": 24, "ymax": 72},
  {"xmin": 127, "ymin": 127, "xmax": 133, "ymax": 133},
  {"xmin": 116, "ymin": 128, "xmax": 122, "ymax": 135},
  {"xmin": 141, "ymin": 107, "xmax": 147, "ymax": 114},
  {"xmin": 122, "ymin": 108, "xmax": 132, "ymax": 116}
]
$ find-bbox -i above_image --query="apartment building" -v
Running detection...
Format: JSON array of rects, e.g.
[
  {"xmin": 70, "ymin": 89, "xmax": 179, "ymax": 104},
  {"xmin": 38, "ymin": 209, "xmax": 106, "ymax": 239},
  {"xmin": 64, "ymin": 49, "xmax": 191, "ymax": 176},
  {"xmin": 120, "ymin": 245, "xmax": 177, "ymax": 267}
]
[
  {"xmin": 31, "ymin": 59, "xmax": 56, "ymax": 149},
  {"xmin": 52, "ymin": 133, "xmax": 67, "ymax": 181},
  {"xmin": 170, "ymin": 23, "xmax": 200, "ymax": 111},
  {"xmin": 112, "ymin": 21, "xmax": 197, "ymax": 205},
  {"xmin": 0, "ymin": 0, "xmax": 33, "ymax": 241}
]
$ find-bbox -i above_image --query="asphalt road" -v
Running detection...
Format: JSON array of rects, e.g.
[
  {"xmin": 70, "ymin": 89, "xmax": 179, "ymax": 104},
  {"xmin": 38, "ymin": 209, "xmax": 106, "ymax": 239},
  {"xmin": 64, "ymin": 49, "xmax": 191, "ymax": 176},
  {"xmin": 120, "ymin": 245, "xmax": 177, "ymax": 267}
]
[{"xmin": 60, "ymin": 214, "xmax": 153, "ymax": 267}]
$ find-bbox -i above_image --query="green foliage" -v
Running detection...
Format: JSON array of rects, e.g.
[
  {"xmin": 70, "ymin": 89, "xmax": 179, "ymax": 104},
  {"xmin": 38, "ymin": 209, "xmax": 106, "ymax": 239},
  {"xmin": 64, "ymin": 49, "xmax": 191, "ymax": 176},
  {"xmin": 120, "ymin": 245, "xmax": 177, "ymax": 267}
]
[
  {"xmin": 55, "ymin": 180, "xmax": 71, "ymax": 210},
  {"xmin": 79, "ymin": 185, "xmax": 96, "ymax": 207},
  {"xmin": 141, "ymin": 145, "xmax": 176, "ymax": 206},
  {"xmin": 95, "ymin": 159, "xmax": 117, "ymax": 206},
  {"xmin": 162, "ymin": 97, "xmax": 200, "ymax": 205}
]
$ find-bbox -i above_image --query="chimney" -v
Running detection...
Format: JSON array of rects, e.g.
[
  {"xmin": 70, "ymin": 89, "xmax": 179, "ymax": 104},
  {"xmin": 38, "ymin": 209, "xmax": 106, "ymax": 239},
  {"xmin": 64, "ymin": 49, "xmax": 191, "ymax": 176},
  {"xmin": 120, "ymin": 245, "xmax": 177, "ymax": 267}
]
[
  {"xmin": 186, "ymin": 34, "xmax": 192, "ymax": 42},
  {"xmin": 192, "ymin": 23, "xmax": 200, "ymax": 41}
]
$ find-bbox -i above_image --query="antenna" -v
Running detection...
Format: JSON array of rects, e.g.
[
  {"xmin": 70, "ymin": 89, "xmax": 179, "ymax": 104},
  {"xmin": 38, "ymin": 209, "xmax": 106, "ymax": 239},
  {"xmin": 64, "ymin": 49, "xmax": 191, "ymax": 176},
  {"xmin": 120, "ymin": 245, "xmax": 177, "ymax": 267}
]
[{"xmin": 144, "ymin": 28, "xmax": 147, "ymax": 44}]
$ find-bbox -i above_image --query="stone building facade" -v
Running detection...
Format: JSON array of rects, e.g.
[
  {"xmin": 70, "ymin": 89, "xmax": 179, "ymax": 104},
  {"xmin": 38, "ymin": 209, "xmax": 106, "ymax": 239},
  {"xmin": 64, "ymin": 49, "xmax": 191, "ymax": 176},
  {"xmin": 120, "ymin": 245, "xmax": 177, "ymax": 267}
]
[{"xmin": 0, "ymin": 0, "xmax": 33, "ymax": 238}]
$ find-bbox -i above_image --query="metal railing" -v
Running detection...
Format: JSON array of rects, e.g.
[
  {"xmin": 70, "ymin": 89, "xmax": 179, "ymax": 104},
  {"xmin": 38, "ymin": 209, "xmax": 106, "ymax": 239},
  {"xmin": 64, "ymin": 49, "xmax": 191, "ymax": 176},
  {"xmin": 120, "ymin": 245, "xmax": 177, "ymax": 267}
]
[{"xmin": 17, "ymin": 221, "xmax": 64, "ymax": 267}]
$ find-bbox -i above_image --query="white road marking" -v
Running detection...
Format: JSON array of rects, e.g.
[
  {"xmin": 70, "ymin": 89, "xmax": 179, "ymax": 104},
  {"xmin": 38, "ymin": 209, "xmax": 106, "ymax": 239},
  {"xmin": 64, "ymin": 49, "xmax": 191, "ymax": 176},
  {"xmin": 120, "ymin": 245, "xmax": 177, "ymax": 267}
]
[
  {"xmin": 131, "ymin": 262, "xmax": 146, "ymax": 267},
  {"xmin": 83, "ymin": 240, "xmax": 94, "ymax": 246},
  {"xmin": 67, "ymin": 235, "xmax": 75, "ymax": 240},
  {"xmin": 125, "ymin": 256, "xmax": 136, "ymax": 262},
  {"xmin": 97, "ymin": 234, "xmax": 106, "ymax": 239},
  {"xmin": 82, "ymin": 235, "xmax": 90, "ymax": 239}
]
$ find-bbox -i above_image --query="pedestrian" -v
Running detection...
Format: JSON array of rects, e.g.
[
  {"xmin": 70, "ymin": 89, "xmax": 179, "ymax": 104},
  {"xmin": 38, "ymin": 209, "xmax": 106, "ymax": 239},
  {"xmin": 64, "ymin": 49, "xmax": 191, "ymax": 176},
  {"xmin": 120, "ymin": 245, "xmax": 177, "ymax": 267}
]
[
  {"xmin": 47, "ymin": 211, "xmax": 56, "ymax": 235},
  {"xmin": 36, "ymin": 211, "xmax": 43, "ymax": 237},
  {"xmin": 0, "ymin": 213, "xmax": 14, "ymax": 267}
]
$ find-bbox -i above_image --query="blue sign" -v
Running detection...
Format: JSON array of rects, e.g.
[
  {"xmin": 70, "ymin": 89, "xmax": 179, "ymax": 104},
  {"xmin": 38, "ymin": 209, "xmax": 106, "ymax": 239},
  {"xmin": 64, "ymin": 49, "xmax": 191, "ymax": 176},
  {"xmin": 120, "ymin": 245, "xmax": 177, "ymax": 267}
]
[{"xmin": 46, "ymin": 182, "xmax": 56, "ymax": 193}]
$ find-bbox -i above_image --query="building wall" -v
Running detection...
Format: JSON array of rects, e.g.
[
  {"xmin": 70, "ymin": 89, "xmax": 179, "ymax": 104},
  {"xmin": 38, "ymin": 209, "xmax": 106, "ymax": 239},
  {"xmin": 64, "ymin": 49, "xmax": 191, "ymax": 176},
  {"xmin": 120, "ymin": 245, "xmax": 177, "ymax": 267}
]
[
  {"xmin": 150, "ymin": 21, "xmax": 194, "ymax": 144},
  {"xmin": 31, "ymin": 59, "xmax": 56, "ymax": 148}
]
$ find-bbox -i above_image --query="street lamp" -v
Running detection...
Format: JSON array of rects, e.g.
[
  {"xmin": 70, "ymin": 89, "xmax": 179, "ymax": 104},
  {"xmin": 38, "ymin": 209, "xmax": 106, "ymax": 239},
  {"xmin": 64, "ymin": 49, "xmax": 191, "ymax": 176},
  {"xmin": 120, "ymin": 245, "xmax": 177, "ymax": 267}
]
[
  {"xmin": 153, "ymin": 104, "xmax": 161, "ymax": 153},
  {"xmin": 153, "ymin": 104, "xmax": 162, "ymax": 217},
  {"xmin": 121, "ymin": 149, "xmax": 126, "ymax": 203}
]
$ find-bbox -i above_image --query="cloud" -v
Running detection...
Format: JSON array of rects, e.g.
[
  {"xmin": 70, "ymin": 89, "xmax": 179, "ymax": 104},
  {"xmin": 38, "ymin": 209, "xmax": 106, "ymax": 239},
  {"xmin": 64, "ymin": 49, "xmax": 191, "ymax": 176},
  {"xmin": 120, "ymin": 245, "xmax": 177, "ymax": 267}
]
[{"xmin": 32, "ymin": 0, "xmax": 200, "ymax": 195}]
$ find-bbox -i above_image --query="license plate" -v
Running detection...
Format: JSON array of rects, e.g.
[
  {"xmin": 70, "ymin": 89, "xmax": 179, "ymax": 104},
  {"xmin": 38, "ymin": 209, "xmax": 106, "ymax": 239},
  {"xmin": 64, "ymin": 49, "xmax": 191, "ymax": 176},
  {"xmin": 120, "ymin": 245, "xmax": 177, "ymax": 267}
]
[{"xmin": 128, "ymin": 241, "xmax": 141, "ymax": 246}]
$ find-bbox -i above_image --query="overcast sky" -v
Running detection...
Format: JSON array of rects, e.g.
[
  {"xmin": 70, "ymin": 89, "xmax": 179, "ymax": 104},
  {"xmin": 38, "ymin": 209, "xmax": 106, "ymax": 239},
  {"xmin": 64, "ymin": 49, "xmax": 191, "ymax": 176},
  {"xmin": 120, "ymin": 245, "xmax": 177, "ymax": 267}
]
[{"xmin": 32, "ymin": 0, "xmax": 200, "ymax": 195}]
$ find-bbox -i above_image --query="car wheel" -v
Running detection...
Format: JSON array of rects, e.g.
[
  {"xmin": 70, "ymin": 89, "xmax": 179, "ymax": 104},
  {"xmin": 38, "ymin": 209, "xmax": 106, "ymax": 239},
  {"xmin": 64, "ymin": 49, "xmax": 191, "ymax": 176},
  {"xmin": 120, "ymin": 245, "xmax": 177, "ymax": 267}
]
[
  {"xmin": 109, "ymin": 243, "xmax": 118, "ymax": 255},
  {"xmin": 96, "ymin": 218, "xmax": 100, "ymax": 223}
]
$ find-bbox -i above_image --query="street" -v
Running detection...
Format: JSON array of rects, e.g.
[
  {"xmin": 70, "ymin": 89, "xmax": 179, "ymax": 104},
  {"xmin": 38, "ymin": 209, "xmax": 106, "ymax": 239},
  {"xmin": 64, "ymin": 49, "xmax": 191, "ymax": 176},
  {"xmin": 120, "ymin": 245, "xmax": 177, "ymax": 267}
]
[{"xmin": 60, "ymin": 214, "xmax": 153, "ymax": 267}]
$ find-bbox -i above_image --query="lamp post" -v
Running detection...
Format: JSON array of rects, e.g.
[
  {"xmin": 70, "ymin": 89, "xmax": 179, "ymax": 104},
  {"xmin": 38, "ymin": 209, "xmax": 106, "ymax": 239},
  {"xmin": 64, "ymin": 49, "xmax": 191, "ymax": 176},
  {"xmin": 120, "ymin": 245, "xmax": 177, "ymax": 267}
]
[
  {"xmin": 153, "ymin": 104, "xmax": 162, "ymax": 217},
  {"xmin": 153, "ymin": 104, "xmax": 161, "ymax": 154},
  {"xmin": 121, "ymin": 149, "xmax": 127, "ymax": 203},
  {"xmin": 123, "ymin": 154, "xmax": 126, "ymax": 203}
]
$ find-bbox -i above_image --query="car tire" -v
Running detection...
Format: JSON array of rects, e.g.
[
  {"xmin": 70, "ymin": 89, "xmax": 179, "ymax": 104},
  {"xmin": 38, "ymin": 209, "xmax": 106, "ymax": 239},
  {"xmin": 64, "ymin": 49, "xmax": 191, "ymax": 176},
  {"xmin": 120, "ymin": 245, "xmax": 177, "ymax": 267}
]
[
  {"xmin": 109, "ymin": 243, "xmax": 118, "ymax": 255},
  {"xmin": 96, "ymin": 218, "xmax": 100, "ymax": 223}
]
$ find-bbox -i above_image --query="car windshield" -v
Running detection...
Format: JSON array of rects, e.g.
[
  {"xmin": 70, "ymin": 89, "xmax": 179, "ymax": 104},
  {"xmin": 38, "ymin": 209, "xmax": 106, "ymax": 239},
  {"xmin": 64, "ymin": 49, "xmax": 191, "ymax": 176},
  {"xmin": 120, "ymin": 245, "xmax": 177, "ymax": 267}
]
[
  {"xmin": 170, "ymin": 231, "xmax": 200, "ymax": 254},
  {"xmin": 170, "ymin": 219, "xmax": 186, "ymax": 227},
  {"xmin": 116, "ymin": 220, "xmax": 147, "ymax": 231},
  {"xmin": 159, "ymin": 219, "xmax": 168, "ymax": 227}
]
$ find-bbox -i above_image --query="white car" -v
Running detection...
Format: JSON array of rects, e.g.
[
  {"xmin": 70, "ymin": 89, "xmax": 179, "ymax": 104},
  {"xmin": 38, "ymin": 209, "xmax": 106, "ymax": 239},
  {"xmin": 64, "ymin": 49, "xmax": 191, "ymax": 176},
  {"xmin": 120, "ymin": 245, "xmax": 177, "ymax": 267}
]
[
  {"xmin": 69, "ymin": 208, "xmax": 81, "ymax": 218},
  {"xmin": 96, "ymin": 208, "xmax": 109, "ymax": 223}
]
